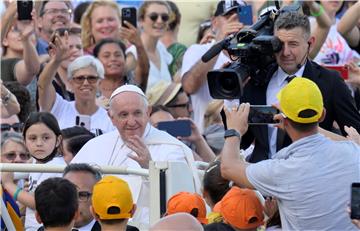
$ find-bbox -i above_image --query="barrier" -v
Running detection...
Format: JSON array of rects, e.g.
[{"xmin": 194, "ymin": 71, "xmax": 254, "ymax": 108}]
[{"xmin": 0, "ymin": 161, "xmax": 199, "ymax": 229}]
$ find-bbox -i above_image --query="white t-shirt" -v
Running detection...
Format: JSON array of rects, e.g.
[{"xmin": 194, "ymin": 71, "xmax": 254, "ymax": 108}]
[
  {"xmin": 181, "ymin": 43, "xmax": 230, "ymax": 133},
  {"xmin": 312, "ymin": 18, "xmax": 360, "ymax": 65},
  {"xmin": 25, "ymin": 157, "xmax": 66, "ymax": 231},
  {"xmin": 49, "ymin": 93, "xmax": 115, "ymax": 134},
  {"xmin": 126, "ymin": 41, "xmax": 173, "ymax": 92}
]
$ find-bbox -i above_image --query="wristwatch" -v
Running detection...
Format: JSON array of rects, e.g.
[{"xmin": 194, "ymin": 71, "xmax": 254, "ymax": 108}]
[
  {"xmin": 224, "ymin": 129, "xmax": 241, "ymax": 139},
  {"xmin": 1, "ymin": 90, "xmax": 12, "ymax": 106}
]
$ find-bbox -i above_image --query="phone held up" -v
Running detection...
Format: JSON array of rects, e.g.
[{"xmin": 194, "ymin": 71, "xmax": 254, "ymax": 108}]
[
  {"xmin": 238, "ymin": 5, "xmax": 253, "ymax": 26},
  {"xmin": 122, "ymin": 7, "xmax": 137, "ymax": 28},
  {"xmin": 75, "ymin": 115, "xmax": 91, "ymax": 131},
  {"xmin": 17, "ymin": 0, "xmax": 33, "ymax": 21},
  {"xmin": 248, "ymin": 105, "xmax": 279, "ymax": 125},
  {"xmin": 351, "ymin": 183, "xmax": 360, "ymax": 219},
  {"xmin": 323, "ymin": 65, "xmax": 349, "ymax": 80},
  {"xmin": 157, "ymin": 120, "xmax": 191, "ymax": 138}
]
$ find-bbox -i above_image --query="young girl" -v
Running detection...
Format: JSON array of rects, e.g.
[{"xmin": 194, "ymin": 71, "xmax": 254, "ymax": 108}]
[{"xmin": 1, "ymin": 112, "xmax": 66, "ymax": 231}]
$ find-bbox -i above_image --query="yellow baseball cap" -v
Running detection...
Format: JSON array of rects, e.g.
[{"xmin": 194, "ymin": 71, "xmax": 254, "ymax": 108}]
[
  {"xmin": 277, "ymin": 77, "xmax": 323, "ymax": 123},
  {"xmin": 92, "ymin": 176, "xmax": 133, "ymax": 220}
]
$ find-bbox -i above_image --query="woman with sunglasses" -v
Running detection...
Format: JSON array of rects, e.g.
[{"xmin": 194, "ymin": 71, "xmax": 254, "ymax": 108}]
[
  {"xmin": 1, "ymin": 4, "xmax": 40, "ymax": 86},
  {"xmin": 0, "ymin": 131, "xmax": 30, "ymax": 230},
  {"xmin": 81, "ymin": 1, "xmax": 149, "ymax": 92},
  {"xmin": 37, "ymin": 33, "xmax": 115, "ymax": 133},
  {"xmin": 134, "ymin": 1, "xmax": 173, "ymax": 91},
  {"xmin": 1, "ymin": 131, "xmax": 31, "ymax": 164},
  {"xmin": 1, "ymin": 112, "xmax": 66, "ymax": 231}
]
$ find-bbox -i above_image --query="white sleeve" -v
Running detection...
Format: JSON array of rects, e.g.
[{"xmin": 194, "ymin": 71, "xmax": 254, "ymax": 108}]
[
  {"xmin": 49, "ymin": 93, "xmax": 71, "ymax": 118},
  {"xmin": 126, "ymin": 45, "xmax": 137, "ymax": 60},
  {"xmin": 180, "ymin": 44, "xmax": 209, "ymax": 78}
]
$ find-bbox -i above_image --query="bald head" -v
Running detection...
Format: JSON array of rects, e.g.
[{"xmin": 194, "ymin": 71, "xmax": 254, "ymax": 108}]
[{"xmin": 150, "ymin": 213, "xmax": 204, "ymax": 231}]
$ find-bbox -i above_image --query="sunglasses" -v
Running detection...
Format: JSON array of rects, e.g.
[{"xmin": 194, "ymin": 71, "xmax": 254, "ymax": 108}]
[
  {"xmin": 1, "ymin": 123, "xmax": 23, "ymax": 132},
  {"xmin": 3, "ymin": 151, "xmax": 31, "ymax": 161},
  {"xmin": 166, "ymin": 102, "xmax": 191, "ymax": 109},
  {"xmin": 147, "ymin": 13, "xmax": 170, "ymax": 22},
  {"xmin": 71, "ymin": 75, "xmax": 99, "ymax": 84},
  {"xmin": 78, "ymin": 191, "xmax": 92, "ymax": 202}
]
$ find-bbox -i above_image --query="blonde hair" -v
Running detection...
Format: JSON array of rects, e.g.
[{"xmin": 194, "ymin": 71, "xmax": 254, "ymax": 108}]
[
  {"xmin": 204, "ymin": 100, "xmax": 224, "ymax": 129},
  {"xmin": 81, "ymin": 1, "xmax": 121, "ymax": 51},
  {"xmin": 138, "ymin": 0, "xmax": 171, "ymax": 21}
]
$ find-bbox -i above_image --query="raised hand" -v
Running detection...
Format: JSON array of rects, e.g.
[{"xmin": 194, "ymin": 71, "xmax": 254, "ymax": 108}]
[
  {"xmin": 119, "ymin": 21, "xmax": 142, "ymax": 47},
  {"xmin": 345, "ymin": 61, "xmax": 360, "ymax": 87},
  {"xmin": 224, "ymin": 103, "xmax": 250, "ymax": 135},
  {"xmin": 176, "ymin": 118, "xmax": 201, "ymax": 143},
  {"xmin": 126, "ymin": 135, "xmax": 152, "ymax": 169},
  {"xmin": 48, "ymin": 31, "xmax": 76, "ymax": 63},
  {"xmin": 216, "ymin": 13, "xmax": 244, "ymax": 41},
  {"xmin": 344, "ymin": 125, "xmax": 360, "ymax": 145}
]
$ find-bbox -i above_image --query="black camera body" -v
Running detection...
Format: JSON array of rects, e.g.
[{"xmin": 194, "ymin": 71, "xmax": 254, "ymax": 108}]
[{"xmin": 206, "ymin": 3, "xmax": 299, "ymax": 99}]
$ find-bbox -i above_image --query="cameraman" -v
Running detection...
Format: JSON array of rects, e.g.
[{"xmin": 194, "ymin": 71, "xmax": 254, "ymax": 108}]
[
  {"xmin": 240, "ymin": 11, "xmax": 360, "ymax": 162},
  {"xmin": 181, "ymin": 0, "xmax": 244, "ymax": 133}
]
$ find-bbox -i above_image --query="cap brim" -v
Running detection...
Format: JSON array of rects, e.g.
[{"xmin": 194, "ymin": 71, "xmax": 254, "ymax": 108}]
[{"xmin": 222, "ymin": 6, "xmax": 238, "ymax": 16}]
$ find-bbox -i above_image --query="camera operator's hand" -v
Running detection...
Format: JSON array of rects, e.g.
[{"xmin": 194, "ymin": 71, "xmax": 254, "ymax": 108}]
[
  {"xmin": 224, "ymin": 103, "xmax": 250, "ymax": 135},
  {"xmin": 216, "ymin": 13, "xmax": 244, "ymax": 41}
]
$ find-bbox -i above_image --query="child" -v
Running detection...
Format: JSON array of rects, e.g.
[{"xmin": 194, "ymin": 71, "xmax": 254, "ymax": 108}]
[{"xmin": 1, "ymin": 112, "xmax": 66, "ymax": 231}]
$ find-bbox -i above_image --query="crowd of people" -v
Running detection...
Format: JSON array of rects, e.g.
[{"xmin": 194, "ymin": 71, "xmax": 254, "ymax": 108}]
[{"xmin": 1, "ymin": 0, "xmax": 360, "ymax": 230}]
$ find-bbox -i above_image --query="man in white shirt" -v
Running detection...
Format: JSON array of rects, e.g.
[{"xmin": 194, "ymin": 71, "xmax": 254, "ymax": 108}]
[{"xmin": 181, "ymin": 0, "xmax": 243, "ymax": 133}]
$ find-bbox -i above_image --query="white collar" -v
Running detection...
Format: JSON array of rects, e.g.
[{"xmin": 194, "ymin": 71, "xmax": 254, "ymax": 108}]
[
  {"xmin": 76, "ymin": 219, "xmax": 96, "ymax": 231},
  {"xmin": 275, "ymin": 64, "xmax": 306, "ymax": 86}
]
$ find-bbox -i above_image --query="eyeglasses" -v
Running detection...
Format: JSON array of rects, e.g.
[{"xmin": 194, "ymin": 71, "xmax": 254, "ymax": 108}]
[
  {"xmin": 72, "ymin": 75, "xmax": 99, "ymax": 84},
  {"xmin": 43, "ymin": 8, "xmax": 72, "ymax": 16},
  {"xmin": 147, "ymin": 13, "xmax": 170, "ymax": 22},
  {"xmin": 167, "ymin": 102, "xmax": 191, "ymax": 109},
  {"xmin": 78, "ymin": 191, "xmax": 92, "ymax": 202},
  {"xmin": 3, "ymin": 151, "xmax": 31, "ymax": 161},
  {"xmin": 54, "ymin": 27, "xmax": 82, "ymax": 36},
  {"xmin": 1, "ymin": 123, "xmax": 23, "ymax": 132}
]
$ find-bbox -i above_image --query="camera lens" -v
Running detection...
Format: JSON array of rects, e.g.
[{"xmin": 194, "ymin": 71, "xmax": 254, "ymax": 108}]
[{"xmin": 219, "ymin": 77, "xmax": 237, "ymax": 93}]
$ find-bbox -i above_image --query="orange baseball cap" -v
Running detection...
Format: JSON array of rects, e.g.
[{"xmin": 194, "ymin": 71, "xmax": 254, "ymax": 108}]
[
  {"xmin": 166, "ymin": 192, "xmax": 208, "ymax": 224},
  {"xmin": 219, "ymin": 187, "xmax": 264, "ymax": 229}
]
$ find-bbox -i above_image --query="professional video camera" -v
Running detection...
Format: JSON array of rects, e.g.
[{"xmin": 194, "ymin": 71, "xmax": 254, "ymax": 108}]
[{"xmin": 203, "ymin": 2, "xmax": 300, "ymax": 99}]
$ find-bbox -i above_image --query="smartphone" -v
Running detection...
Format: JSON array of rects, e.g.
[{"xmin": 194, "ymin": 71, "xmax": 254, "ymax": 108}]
[
  {"xmin": 157, "ymin": 120, "xmax": 191, "ymax": 137},
  {"xmin": 248, "ymin": 105, "xmax": 279, "ymax": 125},
  {"xmin": 324, "ymin": 65, "xmax": 349, "ymax": 80},
  {"xmin": 351, "ymin": 183, "xmax": 360, "ymax": 219},
  {"xmin": 238, "ymin": 5, "xmax": 253, "ymax": 26},
  {"xmin": 75, "ymin": 115, "xmax": 91, "ymax": 131},
  {"xmin": 122, "ymin": 7, "xmax": 137, "ymax": 28},
  {"xmin": 17, "ymin": 0, "xmax": 33, "ymax": 21}
]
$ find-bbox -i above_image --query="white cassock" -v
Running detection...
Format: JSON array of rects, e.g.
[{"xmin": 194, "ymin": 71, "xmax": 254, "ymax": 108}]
[{"xmin": 71, "ymin": 123, "xmax": 201, "ymax": 227}]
